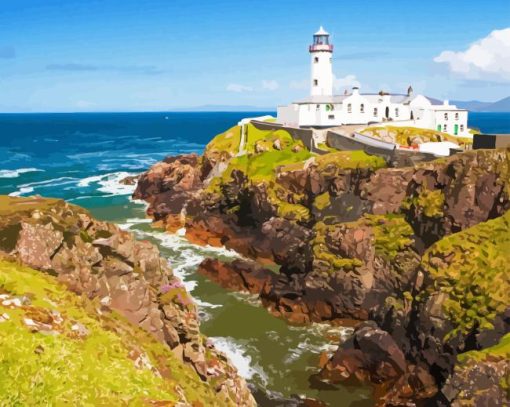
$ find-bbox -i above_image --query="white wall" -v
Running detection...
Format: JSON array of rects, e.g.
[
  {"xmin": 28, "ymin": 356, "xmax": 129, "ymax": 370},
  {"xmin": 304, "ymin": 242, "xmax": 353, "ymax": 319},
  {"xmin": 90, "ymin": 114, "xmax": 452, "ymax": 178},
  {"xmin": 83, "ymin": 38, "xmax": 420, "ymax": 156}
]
[
  {"xmin": 277, "ymin": 104, "xmax": 300, "ymax": 127},
  {"xmin": 310, "ymin": 51, "xmax": 333, "ymax": 96},
  {"xmin": 433, "ymin": 110, "xmax": 469, "ymax": 136}
]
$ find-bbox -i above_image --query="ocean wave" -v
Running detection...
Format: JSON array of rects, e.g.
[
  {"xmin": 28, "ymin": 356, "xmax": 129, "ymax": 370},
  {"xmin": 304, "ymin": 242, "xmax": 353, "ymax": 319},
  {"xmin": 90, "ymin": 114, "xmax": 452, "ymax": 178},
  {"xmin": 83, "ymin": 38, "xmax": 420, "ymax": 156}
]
[
  {"xmin": 77, "ymin": 172, "xmax": 137, "ymax": 196},
  {"xmin": 7, "ymin": 176, "xmax": 78, "ymax": 197},
  {"xmin": 97, "ymin": 172, "xmax": 137, "ymax": 195},
  {"xmin": 0, "ymin": 168, "xmax": 43, "ymax": 178},
  {"xmin": 129, "ymin": 228, "xmax": 239, "ymax": 294},
  {"xmin": 209, "ymin": 336, "xmax": 267, "ymax": 383},
  {"xmin": 8, "ymin": 186, "xmax": 34, "ymax": 197}
]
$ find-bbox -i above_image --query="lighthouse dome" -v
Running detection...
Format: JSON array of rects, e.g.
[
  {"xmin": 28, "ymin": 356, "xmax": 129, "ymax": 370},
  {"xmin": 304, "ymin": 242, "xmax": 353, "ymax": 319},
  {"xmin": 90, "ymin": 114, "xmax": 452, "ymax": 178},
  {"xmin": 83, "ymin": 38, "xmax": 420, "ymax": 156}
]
[{"xmin": 314, "ymin": 26, "xmax": 329, "ymax": 36}]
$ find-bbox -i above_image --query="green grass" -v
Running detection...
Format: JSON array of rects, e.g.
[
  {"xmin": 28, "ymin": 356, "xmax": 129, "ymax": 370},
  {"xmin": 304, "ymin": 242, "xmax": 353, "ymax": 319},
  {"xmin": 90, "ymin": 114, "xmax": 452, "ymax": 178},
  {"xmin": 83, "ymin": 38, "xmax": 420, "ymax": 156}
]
[
  {"xmin": 421, "ymin": 210, "xmax": 510, "ymax": 339},
  {"xmin": 364, "ymin": 214, "xmax": 415, "ymax": 261},
  {"xmin": 0, "ymin": 260, "xmax": 222, "ymax": 406},
  {"xmin": 205, "ymin": 125, "xmax": 241, "ymax": 156},
  {"xmin": 458, "ymin": 333, "xmax": 510, "ymax": 363},
  {"xmin": 362, "ymin": 126, "xmax": 473, "ymax": 147},
  {"xmin": 402, "ymin": 189, "xmax": 445, "ymax": 218},
  {"xmin": 313, "ymin": 192, "xmax": 331, "ymax": 211},
  {"xmin": 0, "ymin": 196, "xmax": 65, "ymax": 218},
  {"xmin": 315, "ymin": 150, "xmax": 387, "ymax": 171},
  {"xmin": 312, "ymin": 214, "xmax": 414, "ymax": 274}
]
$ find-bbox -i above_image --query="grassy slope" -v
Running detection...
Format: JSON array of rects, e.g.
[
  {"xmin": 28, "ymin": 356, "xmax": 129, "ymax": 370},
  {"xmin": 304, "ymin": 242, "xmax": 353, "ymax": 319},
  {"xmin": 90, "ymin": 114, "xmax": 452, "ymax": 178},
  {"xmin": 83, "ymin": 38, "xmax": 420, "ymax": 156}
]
[
  {"xmin": 205, "ymin": 125, "xmax": 389, "ymax": 223},
  {"xmin": 421, "ymin": 210, "xmax": 510, "ymax": 338},
  {"xmin": 0, "ymin": 260, "xmax": 222, "ymax": 406},
  {"xmin": 361, "ymin": 126, "xmax": 473, "ymax": 147}
]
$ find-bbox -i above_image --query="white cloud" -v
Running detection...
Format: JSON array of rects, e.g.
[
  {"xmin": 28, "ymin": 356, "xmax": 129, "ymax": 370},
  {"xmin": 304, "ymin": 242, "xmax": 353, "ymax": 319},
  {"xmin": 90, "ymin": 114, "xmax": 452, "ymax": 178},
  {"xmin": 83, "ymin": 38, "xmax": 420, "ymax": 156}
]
[
  {"xmin": 333, "ymin": 74, "xmax": 360, "ymax": 91},
  {"xmin": 226, "ymin": 83, "xmax": 253, "ymax": 93},
  {"xmin": 434, "ymin": 28, "xmax": 510, "ymax": 81},
  {"xmin": 261, "ymin": 79, "xmax": 279, "ymax": 91}
]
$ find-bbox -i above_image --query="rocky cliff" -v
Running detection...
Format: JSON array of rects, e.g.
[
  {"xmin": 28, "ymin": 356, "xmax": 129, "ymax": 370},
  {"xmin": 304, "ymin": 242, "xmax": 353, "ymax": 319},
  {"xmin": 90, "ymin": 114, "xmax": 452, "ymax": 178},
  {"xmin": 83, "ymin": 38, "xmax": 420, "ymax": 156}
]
[
  {"xmin": 0, "ymin": 195, "xmax": 255, "ymax": 406},
  {"xmin": 132, "ymin": 122, "xmax": 510, "ymax": 405}
]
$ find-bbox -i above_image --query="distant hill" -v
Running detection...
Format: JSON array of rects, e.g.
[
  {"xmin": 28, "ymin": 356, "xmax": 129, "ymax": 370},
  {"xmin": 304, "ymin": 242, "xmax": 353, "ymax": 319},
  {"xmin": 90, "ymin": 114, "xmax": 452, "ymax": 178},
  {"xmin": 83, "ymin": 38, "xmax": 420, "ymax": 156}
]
[
  {"xmin": 172, "ymin": 105, "xmax": 275, "ymax": 112},
  {"xmin": 452, "ymin": 96, "xmax": 510, "ymax": 112}
]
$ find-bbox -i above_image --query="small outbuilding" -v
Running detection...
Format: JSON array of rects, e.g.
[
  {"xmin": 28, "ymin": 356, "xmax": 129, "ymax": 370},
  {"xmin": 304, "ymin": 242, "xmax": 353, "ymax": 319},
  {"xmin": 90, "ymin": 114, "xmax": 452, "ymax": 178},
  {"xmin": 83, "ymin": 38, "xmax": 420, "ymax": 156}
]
[{"xmin": 473, "ymin": 134, "xmax": 510, "ymax": 149}]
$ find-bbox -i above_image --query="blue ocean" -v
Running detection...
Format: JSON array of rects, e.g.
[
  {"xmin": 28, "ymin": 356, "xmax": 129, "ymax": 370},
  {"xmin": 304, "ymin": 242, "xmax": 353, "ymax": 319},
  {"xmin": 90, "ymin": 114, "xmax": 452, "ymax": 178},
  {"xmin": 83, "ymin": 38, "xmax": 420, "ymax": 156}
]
[{"xmin": 0, "ymin": 111, "xmax": 508, "ymax": 406}]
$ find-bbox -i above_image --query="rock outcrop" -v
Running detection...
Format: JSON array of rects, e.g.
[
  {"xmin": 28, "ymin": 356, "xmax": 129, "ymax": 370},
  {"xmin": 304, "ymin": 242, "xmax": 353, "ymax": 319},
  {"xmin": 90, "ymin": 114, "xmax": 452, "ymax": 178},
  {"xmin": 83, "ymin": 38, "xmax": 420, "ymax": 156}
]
[
  {"xmin": 0, "ymin": 196, "xmax": 255, "ymax": 406},
  {"xmin": 132, "ymin": 121, "xmax": 510, "ymax": 406}
]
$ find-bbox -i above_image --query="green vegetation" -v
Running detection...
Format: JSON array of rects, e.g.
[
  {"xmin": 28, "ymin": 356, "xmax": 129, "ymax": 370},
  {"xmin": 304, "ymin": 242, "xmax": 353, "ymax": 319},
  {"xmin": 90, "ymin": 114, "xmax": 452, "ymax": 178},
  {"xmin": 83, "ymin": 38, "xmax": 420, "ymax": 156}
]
[
  {"xmin": 403, "ymin": 189, "xmax": 445, "ymax": 218},
  {"xmin": 313, "ymin": 192, "xmax": 331, "ymax": 211},
  {"xmin": 458, "ymin": 333, "xmax": 510, "ymax": 363},
  {"xmin": 312, "ymin": 222, "xmax": 363, "ymax": 272},
  {"xmin": 312, "ymin": 214, "xmax": 414, "ymax": 274},
  {"xmin": 0, "ymin": 260, "xmax": 222, "ymax": 406},
  {"xmin": 421, "ymin": 210, "xmax": 510, "ymax": 339},
  {"xmin": 364, "ymin": 214, "xmax": 415, "ymax": 261},
  {"xmin": 316, "ymin": 142, "xmax": 338, "ymax": 153},
  {"xmin": 0, "ymin": 195, "xmax": 65, "ymax": 218},
  {"xmin": 315, "ymin": 150, "xmax": 387, "ymax": 171},
  {"xmin": 205, "ymin": 124, "xmax": 241, "ymax": 156},
  {"xmin": 361, "ymin": 126, "xmax": 473, "ymax": 147}
]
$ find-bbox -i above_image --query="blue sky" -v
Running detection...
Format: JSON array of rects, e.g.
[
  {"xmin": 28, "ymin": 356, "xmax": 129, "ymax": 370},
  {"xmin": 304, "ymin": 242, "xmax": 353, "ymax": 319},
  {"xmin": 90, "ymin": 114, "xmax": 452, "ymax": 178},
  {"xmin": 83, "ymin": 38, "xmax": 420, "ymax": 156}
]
[{"xmin": 0, "ymin": 0, "xmax": 509, "ymax": 112}]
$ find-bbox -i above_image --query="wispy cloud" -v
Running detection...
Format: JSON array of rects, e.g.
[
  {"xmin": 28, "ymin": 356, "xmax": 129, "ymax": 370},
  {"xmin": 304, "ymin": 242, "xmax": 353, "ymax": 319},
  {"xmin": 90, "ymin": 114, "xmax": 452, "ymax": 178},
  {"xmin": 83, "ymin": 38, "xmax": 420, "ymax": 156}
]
[
  {"xmin": 261, "ymin": 79, "xmax": 279, "ymax": 91},
  {"xmin": 434, "ymin": 28, "xmax": 510, "ymax": 82},
  {"xmin": 226, "ymin": 83, "xmax": 253, "ymax": 92},
  {"xmin": 0, "ymin": 46, "xmax": 16, "ymax": 59},
  {"xmin": 334, "ymin": 51, "xmax": 390, "ymax": 60},
  {"xmin": 333, "ymin": 74, "xmax": 360, "ymax": 91},
  {"xmin": 45, "ymin": 63, "xmax": 165, "ymax": 75}
]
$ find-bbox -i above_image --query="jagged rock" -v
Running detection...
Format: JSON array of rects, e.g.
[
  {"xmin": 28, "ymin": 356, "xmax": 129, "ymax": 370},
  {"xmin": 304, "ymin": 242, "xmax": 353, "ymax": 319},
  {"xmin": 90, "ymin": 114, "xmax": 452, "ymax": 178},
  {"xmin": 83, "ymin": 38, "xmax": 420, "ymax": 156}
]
[
  {"xmin": 197, "ymin": 258, "xmax": 273, "ymax": 294},
  {"xmin": 16, "ymin": 222, "xmax": 63, "ymax": 270},
  {"xmin": 0, "ymin": 196, "xmax": 256, "ymax": 406},
  {"xmin": 133, "ymin": 141, "xmax": 510, "ymax": 406},
  {"xmin": 133, "ymin": 154, "xmax": 203, "ymax": 222}
]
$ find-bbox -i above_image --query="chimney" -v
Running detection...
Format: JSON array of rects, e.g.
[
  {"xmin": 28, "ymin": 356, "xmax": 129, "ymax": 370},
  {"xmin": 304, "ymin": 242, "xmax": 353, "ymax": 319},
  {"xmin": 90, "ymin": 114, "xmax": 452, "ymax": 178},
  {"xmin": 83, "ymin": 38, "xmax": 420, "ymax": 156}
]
[
  {"xmin": 443, "ymin": 99, "xmax": 449, "ymax": 106},
  {"xmin": 352, "ymin": 86, "xmax": 360, "ymax": 96},
  {"xmin": 407, "ymin": 85, "xmax": 413, "ymax": 97}
]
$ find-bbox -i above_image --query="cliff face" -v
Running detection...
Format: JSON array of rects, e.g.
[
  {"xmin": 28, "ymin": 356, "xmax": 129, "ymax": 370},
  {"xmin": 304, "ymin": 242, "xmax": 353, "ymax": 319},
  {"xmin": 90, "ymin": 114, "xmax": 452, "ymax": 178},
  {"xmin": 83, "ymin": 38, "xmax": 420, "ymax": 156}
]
[
  {"xmin": 132, "ymin": 122, "xmax": 510, "ymax": 405},
  {"xmin": 0, "ymin": 196, "xmax": 255, "ymax": 406}
]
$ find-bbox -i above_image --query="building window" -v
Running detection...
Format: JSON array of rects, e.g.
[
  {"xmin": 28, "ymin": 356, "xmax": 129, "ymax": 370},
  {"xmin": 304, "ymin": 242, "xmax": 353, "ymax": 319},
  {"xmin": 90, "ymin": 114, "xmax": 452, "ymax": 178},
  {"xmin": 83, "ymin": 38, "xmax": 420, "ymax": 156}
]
[
  {"xmin": 460, "ymin": 124, "xmax": 464, "ymax": 132},
  {"xmin": 313, "ymin": 79, "xmax": 318, "ymax": 86},
  {"xmin": 314, "ymin": 57, "xmax": 319, "ymax": 63},
  {"xmin": 347, "ymin": 103, "xmax": 352, "ymax": 113},
  {"xmin": 373, "ymin": 108, "xmax": 378, "ymax": 117},
  {"xmin": 328, "ymin": 114, "xmax": 335, "ymax": 120},
  {"xmin": 455, "ymin": 112, "xmax": 459, "ymax": 120},
  {"xmin": 395, "ymin": 108, "xmax": 399, "ymax": 117},
  {"xmin": 360, "ymin": 104, "xmax": 365, "ymax": 113},
  {"xmin": 444, "ymin": 113, "xmax": 448, "ymax": 120},
  {"xmin": 316, "ymin": 104, "xmax": 320, "ymax": 111},
  {"xmin": 443, "ymin": 124, "xmax": 447, "ymax": 132}
]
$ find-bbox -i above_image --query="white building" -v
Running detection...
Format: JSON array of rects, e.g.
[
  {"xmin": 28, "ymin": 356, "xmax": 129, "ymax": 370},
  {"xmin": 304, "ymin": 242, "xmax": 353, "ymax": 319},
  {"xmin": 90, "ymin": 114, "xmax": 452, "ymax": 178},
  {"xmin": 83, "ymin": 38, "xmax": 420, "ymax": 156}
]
[{"xmin": 277, "ymin": 27, "xmax": 469, "ymax": 136}]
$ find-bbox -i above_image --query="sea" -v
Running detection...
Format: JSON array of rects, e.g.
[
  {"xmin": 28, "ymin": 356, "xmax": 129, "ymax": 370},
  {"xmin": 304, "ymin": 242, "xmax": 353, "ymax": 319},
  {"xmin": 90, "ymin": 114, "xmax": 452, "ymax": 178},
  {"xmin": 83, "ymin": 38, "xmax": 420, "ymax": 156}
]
[{"xmin": 0, "ymin": 111, "xmax": 508, "ymax": 406}]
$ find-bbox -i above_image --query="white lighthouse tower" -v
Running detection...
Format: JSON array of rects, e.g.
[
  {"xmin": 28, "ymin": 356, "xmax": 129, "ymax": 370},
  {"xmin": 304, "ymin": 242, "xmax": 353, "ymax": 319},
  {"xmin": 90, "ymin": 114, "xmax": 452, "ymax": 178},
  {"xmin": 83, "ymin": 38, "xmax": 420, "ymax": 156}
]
[{"xmin": 309, "ymin": 26, "xmax": 333, "ymax": 97}]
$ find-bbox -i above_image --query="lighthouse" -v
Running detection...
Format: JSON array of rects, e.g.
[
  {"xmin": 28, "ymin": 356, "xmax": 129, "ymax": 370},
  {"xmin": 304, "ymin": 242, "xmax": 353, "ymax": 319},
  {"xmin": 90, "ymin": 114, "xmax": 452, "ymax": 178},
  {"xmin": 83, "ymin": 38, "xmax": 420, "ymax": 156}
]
[{"xmin": 309, "ymin": 26, "xmax": 333, "ymax": 97}]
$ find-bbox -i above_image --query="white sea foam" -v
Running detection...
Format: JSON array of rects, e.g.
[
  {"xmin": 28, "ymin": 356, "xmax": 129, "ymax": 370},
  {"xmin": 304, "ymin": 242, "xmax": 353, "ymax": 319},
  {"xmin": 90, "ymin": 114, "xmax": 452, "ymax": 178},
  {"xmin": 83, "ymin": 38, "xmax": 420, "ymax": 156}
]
[
  {"xmin": 130, "ymin": 227, "xmax": 239, "ymax": 293},
  {"xmin": 0, "ymin": 168, "xmax": 43, "ymax": 178},
  {"xmin": 97, "ymin": 172, "xmax": 137, "ymax": 195},
  {"xmin": 8, "ymin": 176, "xmax": 78, "ymax": 197},
  {"xmin": 77, "ymin": 172, "xmax": 137, "ymax": 196},
  {"xmin": 194, "ymin": 298, "xmax": 223, "ymax": 309},
  {"xmin": 77, "ymin": 174, "xmax": 104, "ymax": 187},
  {"xmin": 8, "ymin": 186, "xmax": 34, "ymax": 197},
  {"xmin": 209, "ymin": 337, "xmax": 267, "ymax": 383}
]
